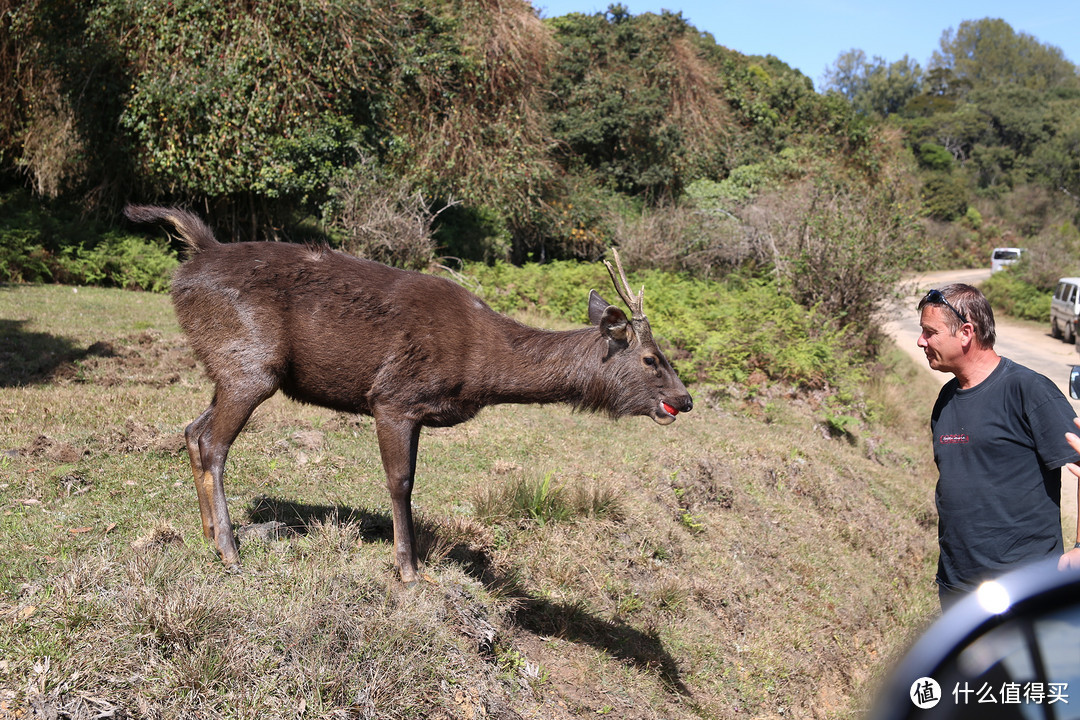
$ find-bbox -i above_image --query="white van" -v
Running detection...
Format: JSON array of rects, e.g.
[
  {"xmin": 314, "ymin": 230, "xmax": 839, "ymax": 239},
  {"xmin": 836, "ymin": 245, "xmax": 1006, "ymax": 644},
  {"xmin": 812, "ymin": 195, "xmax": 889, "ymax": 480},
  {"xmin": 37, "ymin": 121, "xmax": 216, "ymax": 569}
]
[
  {"xmin": 1050, "ymin": 278, "xmax": 1080, "ymax": 343},
  {"xmin": 991, "ymin": 247, "xmax": 1024, "ymax": 273}
]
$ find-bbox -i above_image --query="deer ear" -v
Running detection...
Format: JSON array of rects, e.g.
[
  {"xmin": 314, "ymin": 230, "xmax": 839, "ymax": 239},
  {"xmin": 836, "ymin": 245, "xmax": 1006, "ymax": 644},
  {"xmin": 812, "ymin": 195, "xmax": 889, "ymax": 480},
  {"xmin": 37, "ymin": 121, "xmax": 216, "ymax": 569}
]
[
  {"xmin": 588, "ymin": 290, "xmax": 610, "ymax": 326},
  {"xmin": 598, "ymin": 306, "xmax": 632, "ymax": 345},
  {"xmin": 590, "ymin": 290, "xmax": 634, "ymax": 347}
]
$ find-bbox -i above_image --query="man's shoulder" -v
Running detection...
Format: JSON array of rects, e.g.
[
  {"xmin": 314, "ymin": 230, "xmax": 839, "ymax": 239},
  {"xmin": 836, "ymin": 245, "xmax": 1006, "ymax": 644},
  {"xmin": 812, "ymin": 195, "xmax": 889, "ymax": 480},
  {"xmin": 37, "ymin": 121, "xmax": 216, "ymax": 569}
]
[
  {"xmin": 997, "ymin": 357, "xmax": 1059, "ymax": 390},
  {"xmin": 996, "ymin": 357, "xmax": 1075, "ymax": 416}
]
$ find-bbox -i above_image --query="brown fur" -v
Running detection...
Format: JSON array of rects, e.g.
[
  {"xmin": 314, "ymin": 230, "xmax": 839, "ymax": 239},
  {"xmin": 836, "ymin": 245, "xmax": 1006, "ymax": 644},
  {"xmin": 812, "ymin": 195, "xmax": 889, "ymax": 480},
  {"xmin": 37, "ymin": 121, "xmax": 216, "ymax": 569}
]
[{"xmin": 125, "ymin": 204, "xmax": 692, "ymax": 582}]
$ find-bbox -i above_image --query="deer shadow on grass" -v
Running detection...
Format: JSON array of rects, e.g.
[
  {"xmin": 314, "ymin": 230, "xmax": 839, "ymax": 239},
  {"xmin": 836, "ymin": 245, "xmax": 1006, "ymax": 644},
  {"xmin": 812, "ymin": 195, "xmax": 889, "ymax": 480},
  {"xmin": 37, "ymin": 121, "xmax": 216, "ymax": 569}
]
[
  {"xmin": 245, "ymin": 495, "xmax": 395, "ymax": 541},
  {"xmin": 0, "ymin": 318, "xmax": 117, "ymax": 387},
  {"xmin": 243, "ymin": 495, "xmax": 689, "ymax": 696}
]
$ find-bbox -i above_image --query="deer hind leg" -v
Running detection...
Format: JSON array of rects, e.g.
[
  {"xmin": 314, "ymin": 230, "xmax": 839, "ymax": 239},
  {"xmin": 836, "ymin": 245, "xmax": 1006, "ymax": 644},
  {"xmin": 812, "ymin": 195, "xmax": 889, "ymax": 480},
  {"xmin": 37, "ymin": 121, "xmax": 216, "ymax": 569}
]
[
  {"xmin": 374, "ymin": 414, "xmax": 422, "ymax": 585},
  {"xmin": 195, "ymin": 382, "xmax": 276, "ymax": 570},
  {"xmin": 184, "ymin": 403, "xmax": 216, "ymax": 542}
]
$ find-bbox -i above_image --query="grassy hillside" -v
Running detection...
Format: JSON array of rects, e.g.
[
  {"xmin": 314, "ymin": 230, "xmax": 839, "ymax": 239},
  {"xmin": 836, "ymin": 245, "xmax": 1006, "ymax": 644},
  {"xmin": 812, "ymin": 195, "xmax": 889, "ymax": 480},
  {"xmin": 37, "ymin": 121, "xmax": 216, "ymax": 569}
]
[{"xmin": 0, "ymin": 284, "xmax": 941, "ymax": 718}]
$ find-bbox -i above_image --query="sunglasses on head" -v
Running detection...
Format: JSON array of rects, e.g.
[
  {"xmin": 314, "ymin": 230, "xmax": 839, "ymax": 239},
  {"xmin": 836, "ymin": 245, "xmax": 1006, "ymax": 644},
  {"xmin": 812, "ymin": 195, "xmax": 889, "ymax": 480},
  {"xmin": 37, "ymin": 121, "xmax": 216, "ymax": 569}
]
[{"xmin": 924, "ymin": 288, "xmax": 969, "ymax": 325}]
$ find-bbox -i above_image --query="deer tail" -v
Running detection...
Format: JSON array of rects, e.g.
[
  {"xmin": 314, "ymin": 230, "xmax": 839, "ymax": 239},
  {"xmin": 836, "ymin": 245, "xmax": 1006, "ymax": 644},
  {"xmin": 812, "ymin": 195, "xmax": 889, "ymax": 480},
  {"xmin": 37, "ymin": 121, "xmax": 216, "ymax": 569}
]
[{"xmin": 124, "ymin": 204, "xmax": 220, "ymax": 254}]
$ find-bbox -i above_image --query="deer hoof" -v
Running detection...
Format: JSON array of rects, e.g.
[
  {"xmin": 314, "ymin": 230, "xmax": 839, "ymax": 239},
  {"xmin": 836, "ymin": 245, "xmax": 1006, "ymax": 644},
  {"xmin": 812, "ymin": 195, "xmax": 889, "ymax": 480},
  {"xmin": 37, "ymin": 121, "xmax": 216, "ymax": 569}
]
[{"xmin": 402, "ymin": 573, "xmax": 437, "ymax": 589}]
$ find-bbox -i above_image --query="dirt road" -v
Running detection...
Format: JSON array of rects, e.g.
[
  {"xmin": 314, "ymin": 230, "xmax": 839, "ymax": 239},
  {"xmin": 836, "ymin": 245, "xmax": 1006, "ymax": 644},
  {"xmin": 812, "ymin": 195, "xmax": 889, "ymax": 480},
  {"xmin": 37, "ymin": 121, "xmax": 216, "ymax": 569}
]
[{"xmin": 882, "ymin": 267, "xmax": 1079, "ymax": 540}]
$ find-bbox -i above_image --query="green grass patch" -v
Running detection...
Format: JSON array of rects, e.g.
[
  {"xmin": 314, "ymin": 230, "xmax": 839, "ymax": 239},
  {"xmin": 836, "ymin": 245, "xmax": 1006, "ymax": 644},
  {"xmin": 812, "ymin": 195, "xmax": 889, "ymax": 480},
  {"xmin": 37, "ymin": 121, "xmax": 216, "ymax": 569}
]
[{"xmin": 472, "ymin": 471, "xmax": 623, "ymax": 526}]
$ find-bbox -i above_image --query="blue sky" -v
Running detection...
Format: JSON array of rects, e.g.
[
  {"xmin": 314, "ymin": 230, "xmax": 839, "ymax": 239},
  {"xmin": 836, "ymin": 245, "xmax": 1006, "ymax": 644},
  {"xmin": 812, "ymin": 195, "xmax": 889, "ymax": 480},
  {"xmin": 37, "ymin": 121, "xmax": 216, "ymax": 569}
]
[{"xmin": 532, "ymin": 0, "xmax": 1080, "ymax": 89}]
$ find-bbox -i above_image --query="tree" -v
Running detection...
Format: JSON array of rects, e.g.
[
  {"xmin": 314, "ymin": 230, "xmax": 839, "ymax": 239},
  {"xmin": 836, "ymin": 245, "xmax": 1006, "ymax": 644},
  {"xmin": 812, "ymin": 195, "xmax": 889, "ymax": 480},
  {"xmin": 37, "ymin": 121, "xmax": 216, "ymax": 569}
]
[
  {"xmin": 862, "ymin": 56, "xmax": 923, "ymax": 116},
  {"xmin": 821, "ymin": 49, "xmax": 870, "ymax": 102},
  {"xmin": 822, "ymin": 50, "xmax": 922, "ymax": 117},
  {"xmin": 931, "ymin": 18, "xmax": 1079, "ymax": 92},
  {"xmin": 544, "ymin": 8, "xmax": 729, "ymax": 200}
]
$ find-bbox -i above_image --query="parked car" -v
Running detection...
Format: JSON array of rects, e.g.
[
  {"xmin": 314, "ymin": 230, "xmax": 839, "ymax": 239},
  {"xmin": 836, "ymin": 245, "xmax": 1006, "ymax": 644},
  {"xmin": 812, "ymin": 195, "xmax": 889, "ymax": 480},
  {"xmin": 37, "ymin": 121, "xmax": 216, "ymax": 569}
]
[
  {"xmin": 1050, "ymin": 277, "xmax": 1080, "ymax": 343},
  {"xmin": 990, "ymin": 247, "xmax": 1024, "ymax": 273}
]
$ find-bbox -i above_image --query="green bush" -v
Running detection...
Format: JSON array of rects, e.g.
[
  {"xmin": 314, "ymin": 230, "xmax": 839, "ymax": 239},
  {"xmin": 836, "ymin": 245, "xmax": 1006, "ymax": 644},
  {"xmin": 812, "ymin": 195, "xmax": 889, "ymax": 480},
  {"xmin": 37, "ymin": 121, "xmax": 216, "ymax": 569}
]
[
  {"xmin": 917, "ymin": 143, "xmax": 954, "ymax": 171},
  {"xmin": 920, "ymin": 173, "xmax": 969, "ymax": 221},
  {"xmin": 0, "ymin": 227, "xmax": 53, "ymax": 283},
  {"xmin": 0, "ymin": 190, "xmax": 178, "ymax": 291},
  {"xmin": 55, "ymin": 234, "xmax": 179, "ymax": 292},
  {"xmin": 981, "ymin": 269, "xmax": 1051, "ymax": 322}
]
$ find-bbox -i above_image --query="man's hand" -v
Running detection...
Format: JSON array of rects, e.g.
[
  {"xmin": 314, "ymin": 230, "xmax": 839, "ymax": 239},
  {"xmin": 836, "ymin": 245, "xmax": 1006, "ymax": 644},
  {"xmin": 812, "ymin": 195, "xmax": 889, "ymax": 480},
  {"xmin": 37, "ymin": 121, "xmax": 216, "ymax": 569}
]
[{"xmin": 1058, "ymin": 546, "xmax": 1080, "ymax": 571}]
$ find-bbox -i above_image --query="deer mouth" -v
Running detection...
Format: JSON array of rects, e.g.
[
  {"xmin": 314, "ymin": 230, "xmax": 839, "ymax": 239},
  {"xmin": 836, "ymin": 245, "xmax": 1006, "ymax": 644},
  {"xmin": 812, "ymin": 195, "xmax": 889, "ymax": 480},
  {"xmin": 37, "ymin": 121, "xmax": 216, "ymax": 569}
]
[{"xmin": 652, "ymin": 401, "xmax": 680, "ymax": 425}]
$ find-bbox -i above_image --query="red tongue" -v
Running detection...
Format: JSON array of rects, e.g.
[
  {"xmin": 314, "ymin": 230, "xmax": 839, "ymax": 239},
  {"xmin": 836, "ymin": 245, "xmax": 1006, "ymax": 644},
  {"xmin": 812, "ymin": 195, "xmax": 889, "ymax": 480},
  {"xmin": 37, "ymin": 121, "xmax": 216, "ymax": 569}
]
[{"xmin": 662, "ymin": 402, "xmax": 678, "ymax": 416}]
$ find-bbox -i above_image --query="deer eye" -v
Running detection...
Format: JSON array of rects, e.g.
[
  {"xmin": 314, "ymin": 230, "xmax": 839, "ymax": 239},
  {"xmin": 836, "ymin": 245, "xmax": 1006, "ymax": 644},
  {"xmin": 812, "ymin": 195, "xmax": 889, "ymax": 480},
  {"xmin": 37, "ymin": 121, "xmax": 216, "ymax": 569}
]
[{"xmin": 643, "ymin": 356, "xmax": 657, "ymax": 368}]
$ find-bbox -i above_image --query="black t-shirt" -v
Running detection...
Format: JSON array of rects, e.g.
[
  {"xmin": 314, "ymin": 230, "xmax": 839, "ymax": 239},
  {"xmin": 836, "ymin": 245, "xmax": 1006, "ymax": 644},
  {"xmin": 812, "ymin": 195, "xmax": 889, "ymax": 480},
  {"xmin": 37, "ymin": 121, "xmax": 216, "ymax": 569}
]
[{"xmin": 931, "ymin": 357, "xmax": 1080, "ymax": 592}]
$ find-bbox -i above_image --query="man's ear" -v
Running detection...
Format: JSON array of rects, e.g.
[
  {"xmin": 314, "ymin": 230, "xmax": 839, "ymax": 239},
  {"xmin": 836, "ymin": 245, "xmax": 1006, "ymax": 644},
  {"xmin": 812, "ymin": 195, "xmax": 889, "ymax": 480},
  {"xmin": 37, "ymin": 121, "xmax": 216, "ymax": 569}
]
[{"xmin": 959, "ymin": 322, "xmax": 976, "ymax": 349}]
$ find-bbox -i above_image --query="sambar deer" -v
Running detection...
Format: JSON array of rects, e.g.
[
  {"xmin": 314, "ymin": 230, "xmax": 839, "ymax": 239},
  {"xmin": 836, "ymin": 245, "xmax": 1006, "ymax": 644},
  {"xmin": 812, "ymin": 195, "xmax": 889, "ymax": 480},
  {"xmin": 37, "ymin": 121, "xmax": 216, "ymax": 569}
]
[{"xmin": 125, "ymin": 205, "xmax": 692, "ymax": 583}]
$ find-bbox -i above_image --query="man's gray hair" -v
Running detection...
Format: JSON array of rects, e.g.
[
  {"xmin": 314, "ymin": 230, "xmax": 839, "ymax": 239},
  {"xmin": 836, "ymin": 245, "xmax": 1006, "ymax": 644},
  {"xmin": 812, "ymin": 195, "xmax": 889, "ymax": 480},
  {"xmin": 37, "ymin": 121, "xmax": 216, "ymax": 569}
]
[{"xmin": 917, "ymin": 283, "xmax": 996, "ymax": 348}]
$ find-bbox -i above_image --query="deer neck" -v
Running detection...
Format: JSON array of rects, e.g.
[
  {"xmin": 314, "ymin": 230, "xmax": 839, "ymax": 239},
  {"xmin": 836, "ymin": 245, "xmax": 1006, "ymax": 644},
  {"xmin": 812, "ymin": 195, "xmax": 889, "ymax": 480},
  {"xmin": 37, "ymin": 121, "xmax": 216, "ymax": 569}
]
[{"xmin": 479, "ymin": 321, "xmax": 607, "ymax": 407}]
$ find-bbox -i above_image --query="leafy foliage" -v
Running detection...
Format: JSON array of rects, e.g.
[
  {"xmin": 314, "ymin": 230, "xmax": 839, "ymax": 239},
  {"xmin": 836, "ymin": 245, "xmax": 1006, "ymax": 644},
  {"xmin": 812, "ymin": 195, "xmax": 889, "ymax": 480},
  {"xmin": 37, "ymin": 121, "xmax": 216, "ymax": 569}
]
[
  {"xmin": 980, "ymin": 269, "xmax": 1052, "ymax": 322},
  {"xmin": 932, "ymin": 18, "xmax": 1078, "ymax": 92},
  {"xmin": 3, "ymin": 0, "xmax": 889, "ymax": 261},
  {"xmin": 823, "ymin": 17, "xmax": 1080, "ymax": 263},
  {"xmin": 822, "ymin": 50, "xmax": 923, "ymax": 117},
  {"xmin": 740, "ymin": 168, "xmax": 927, "ymax": 339},
  {"xmin": 0, "ymin": 190, "xmax": 177, "ymax": 289},
  {"xmin": 543, "ymin": 8, "xmax": 730, "ymax": 199}
]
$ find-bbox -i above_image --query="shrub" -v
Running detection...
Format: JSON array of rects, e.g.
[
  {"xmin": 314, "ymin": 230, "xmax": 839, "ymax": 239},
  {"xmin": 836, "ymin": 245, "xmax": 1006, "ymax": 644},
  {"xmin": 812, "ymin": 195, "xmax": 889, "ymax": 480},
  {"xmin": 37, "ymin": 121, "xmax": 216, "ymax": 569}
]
[
  {"xmin": 544, "ymin": 9, "xmax": 730, "ymax": 199},
  {"xmin": 1011, "ymin": 222, "xmax": 1080, "ymax": 292},
  {"xmin": 740, "ymin": 175, "xmax": 926, "ymax": 348},
  {"xmin": 0, "ymin": 189, "xmax": 178, "ymax": 290},
  {"xmin": 916, "ymin": 143, "xmax": 954, "ymax": 171},
  {"xmin": 321, "ymin": 159, "xmax": 442, "ymax": 270},
  {"xmin": 920, "ymin": 173, "xmax": 969, "ymax": 221},
  {"xmin": 54, "ymin": 234, "xmax": 179, "ymax": 292},
  {"xmin": 0, "ymin": 227, "xmax": 53, "ymax": 283},
  {"xmin": 981, "ymin": 269, "xmax": 1051, "ymax": 322}
]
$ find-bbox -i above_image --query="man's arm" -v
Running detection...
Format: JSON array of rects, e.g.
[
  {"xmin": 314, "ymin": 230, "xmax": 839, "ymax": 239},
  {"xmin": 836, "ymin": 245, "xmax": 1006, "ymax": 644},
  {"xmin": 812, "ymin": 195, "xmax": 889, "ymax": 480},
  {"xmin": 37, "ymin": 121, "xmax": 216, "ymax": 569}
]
[{"xmin": 1059, "ymin": 421, "xmax": 1080, "ymax": 571}]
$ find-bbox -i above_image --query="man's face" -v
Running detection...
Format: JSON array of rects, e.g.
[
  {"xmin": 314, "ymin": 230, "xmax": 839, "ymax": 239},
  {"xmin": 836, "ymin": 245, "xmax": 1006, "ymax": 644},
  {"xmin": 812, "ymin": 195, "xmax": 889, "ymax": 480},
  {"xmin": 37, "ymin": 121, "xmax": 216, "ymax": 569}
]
[{"xmin": 918, "ymin": 305, "xmax": 965, "ymax": 374}]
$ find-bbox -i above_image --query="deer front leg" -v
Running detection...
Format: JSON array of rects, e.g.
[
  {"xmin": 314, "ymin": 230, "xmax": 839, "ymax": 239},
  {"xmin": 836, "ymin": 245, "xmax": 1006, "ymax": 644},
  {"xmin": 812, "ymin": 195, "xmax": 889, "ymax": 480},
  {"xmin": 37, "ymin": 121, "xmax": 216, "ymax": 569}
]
[{"xmin": 374, "ymin": 414, "xmax": 422, "ymax": 585}]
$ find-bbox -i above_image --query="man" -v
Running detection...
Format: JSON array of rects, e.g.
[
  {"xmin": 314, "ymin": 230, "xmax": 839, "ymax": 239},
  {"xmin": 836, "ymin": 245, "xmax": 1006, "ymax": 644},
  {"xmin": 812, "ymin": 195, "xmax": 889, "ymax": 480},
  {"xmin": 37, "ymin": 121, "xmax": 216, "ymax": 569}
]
[{"xmin": 917, "ymin": 284, "xmax": 1080, "ymax": 607}]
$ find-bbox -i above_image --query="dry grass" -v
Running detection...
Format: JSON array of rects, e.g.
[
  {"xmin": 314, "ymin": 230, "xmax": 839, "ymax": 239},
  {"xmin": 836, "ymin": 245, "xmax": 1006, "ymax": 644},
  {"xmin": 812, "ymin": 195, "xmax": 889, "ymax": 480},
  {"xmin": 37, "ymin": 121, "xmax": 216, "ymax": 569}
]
[{"xmin": 0, "ymin": 283, "xmax": 942, "ymax": 718}]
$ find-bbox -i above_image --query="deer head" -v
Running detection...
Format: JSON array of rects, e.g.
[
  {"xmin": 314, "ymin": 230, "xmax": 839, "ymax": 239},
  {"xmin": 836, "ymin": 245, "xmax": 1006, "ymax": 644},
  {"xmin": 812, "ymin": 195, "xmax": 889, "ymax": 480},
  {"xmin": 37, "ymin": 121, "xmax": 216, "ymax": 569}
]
[{"xmin": 588, "ymin": 249, "xmax": 692, "ymax": 425}]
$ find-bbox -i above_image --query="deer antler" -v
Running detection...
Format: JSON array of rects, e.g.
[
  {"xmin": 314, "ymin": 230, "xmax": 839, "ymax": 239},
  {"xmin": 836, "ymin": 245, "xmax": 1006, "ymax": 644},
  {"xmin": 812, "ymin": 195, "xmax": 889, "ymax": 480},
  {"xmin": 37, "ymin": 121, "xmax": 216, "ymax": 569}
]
[{"xmin": 603, "ymin": 248, "xmax": 646, "ymax": 321}]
